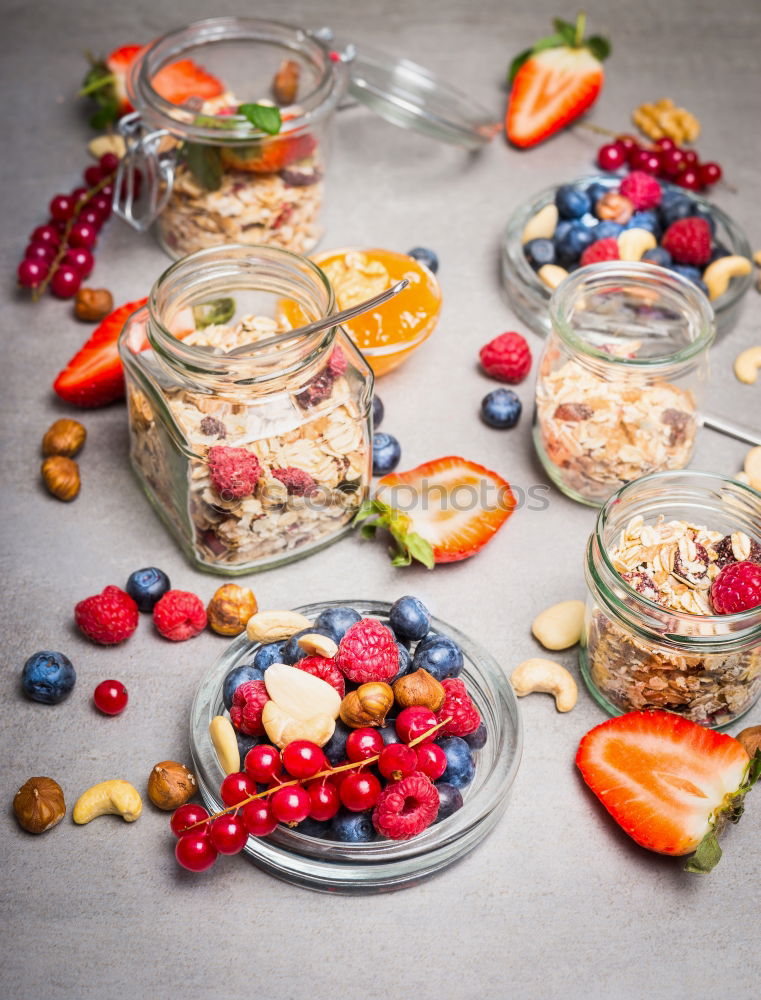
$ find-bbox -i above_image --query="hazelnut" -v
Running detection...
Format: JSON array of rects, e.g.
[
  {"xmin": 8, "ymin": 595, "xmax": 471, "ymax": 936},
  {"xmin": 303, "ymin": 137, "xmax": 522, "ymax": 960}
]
[
  {"xmin": 41, "ymin": 418, "xmax": 87, "ymax": 458},
  {"xmin": 41, "ymin": 455, "xmax": 80, "ymax": 501},
  {"xmin": 736, "ymin": 725, "xmax": 761, "ymax": 759},
  {"xmin": 207, "ymin": 584, "xmax": 258, "ymax": 636},
  {"xmin": 74, "ymin": 287, "xmax": 114, "ymax": 322},
  {"xmin": 339, "ymin": 682, "xmax": 394, "ymax": 728},
  {"xmin": 392, "ymin": 669, "xmax": 446, "ymax": 712},
  {"xmin": 146, "ymin": 761, "xmax": 197, "ymax": 811},
  {"xmin": 272, "ymin": 58, "xmax": 300, "ymax": 105},
  {"xmin": 13, "ymin": 776, "xmax": 66, "ymax": 834},
  {"xmin": 594, "ymin": 191, "xmax": 634, "ymax": 225}
]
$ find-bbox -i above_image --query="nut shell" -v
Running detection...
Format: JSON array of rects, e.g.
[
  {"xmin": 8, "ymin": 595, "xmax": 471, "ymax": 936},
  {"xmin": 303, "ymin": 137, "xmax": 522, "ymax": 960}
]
[
  {"xmin": 74, "ymin": 287, "xmax": 114, "ymax": 322},
  {"xmin": 392, "ymin": 669, "xmax": 446, "ymax": 712},
  {"xmin": 594, "ymin": 191, "xmax": 634, "ymax": 225},
  {"xmin": 41, "ymin": 418, "xmax": 86, "ymax": 458},
  {"xmin": 13, "ymin": 777, "xmax": 66, "ymax": 834},
  {"xmin": 339, "ymin": 682, "xmax": 394, "ymax": 728},
  {"xmin": 207, "ymin": 584, "xmax": 258, "ymax": 636},
  {"xmin": 146, "ymin": 761, "xmax": 197, "ymax": 811},
  {"xmin": 736, "ymin": 725, "xmax": 761, "ymax": 759},
  {"xmin": 41, "ymin": 455, "xmax": 80, "ymax": 501}
]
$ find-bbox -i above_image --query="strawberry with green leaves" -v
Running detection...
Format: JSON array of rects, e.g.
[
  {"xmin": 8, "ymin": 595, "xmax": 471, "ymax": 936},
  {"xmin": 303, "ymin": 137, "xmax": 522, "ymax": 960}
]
[
  {"xmin": 506, "ymin": 13, "xmax": 610, "ymax": 148},
  {"xmin": 577, "ymin": 710, "xmax": 761, "ymax": 873}
]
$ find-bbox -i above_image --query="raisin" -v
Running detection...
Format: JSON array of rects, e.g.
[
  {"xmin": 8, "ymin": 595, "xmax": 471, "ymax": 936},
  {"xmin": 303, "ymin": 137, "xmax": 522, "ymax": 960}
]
[
  {"xmin": 661, "ymin": 408, "xmax": 691, "ymax": 447},
  {"xmin": 554, "ymin": 403, "xmax": 593, "ymax": 421},
  {"xmin": 200, "ymin": 416, "xmax": 226, "ymax": 439}
]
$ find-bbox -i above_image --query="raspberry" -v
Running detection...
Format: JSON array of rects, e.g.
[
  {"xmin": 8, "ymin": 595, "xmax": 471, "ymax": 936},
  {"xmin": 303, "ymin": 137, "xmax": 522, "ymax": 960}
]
[
  {"xmin": 296, "ymin": 655, "xmax": 345, "ymax": 697},
  {"xmin": 336, "ymin": 618, "xmax": 400, "ymax": 683},
  {"xmin": 619, "ymin": 171, "xmax": 662, "ymax": 210},
  {"xmin": 75, "ymin": 586, "xmax": 139, "ymax": 645},
  {"xmin": 710, "ymin": 561, "xmax": 761, "ymax": 615},
  {"xmin": 479, "ymin": 331, "xmax": 532, "ymax": 384},
  {"xmin": 229, "ymin": 679, "xmax": 268, "ymax": 735},
  {"xmin": 207, "ymin": 445, "xmax": 262, "ymax": 500},
  {"xmin": 327, "ymin": 346, "xmax": 348, "ymax": 377},
  {"xmin": 372, "ymin": 772, "xmax": 440, "ymax": 840},
  {"xmin": 153, "ymin": 589, "xmax": 207, "ymax": 641},
  {"xmin": 580, "ymin": 238, "xmax": 620, "ymax": 268},
  {"xmin": 435, "ymin": 678, "xmax": 481, "ymax": 737},
  {"xmin": 272, "ymin": 466, "xmax": 318, "ymax": 497},
  {"xmin": 661, "ymin": 217, "xmax": 712, "ymax": 266}
]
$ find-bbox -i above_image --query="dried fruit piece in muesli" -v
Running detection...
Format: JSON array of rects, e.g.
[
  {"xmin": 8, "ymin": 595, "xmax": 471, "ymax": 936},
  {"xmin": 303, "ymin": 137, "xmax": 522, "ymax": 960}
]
[
  {"xmin": 661, "ymin": 408, "xmax": 691, "ymax": 447},
  {"xmin": 554, "ymin": 402, "xmax": 593, "ymax": 421},
  {"xmin": 296, "ymin": 371, "xmax": 334, "ymax": 408},
  {"xmin": 622, "ymin": 570, "xmax": 662, "ymax": 604},
  {"xmin": 672, "ymin": 541, "xmax": 709, "ymax": 585},
  {"xmin": 714, "ymin": 533, "xmax": 761, "ymax": 568},
  {"xmin": 272, "ymin": 467, "xmax": 318, "ymax": 496},
  {"xmin": 200, "ymin": 416, "xmax": 227, "ymax": 439},
  {"xmin": 208, "ymin": 445, "xmax": 262, "ymax": 499}
]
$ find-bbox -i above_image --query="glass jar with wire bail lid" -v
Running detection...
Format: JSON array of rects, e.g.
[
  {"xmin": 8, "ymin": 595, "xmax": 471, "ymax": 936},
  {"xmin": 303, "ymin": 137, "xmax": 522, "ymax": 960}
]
[
  {"xmin": 580, "ymin": 470, "xmax": 761, "ymax": 728},
  {"xmin": 118, "ymin": 244, "xmax": 373, "ymax": 575},
  {"xmin": 533, "ymin": 261, "xmax": 715, "ymax": 507}
]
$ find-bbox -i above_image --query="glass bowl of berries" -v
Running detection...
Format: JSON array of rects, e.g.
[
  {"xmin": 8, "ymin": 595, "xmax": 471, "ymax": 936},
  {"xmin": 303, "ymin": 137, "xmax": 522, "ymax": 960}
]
[
  {"xmin": 501, "ymin": 174, "xmax": 753, "ymax": 339},
  {"xmin": 187, "ymin": 598, "xmax": 522, "ymax": 892}
]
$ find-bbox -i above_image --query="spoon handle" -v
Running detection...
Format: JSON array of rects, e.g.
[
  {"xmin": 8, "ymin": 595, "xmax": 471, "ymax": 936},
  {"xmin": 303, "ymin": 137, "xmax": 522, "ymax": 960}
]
[{"xmin": 701, "ymin": 412, "xmax": 761, "ymax": 448}]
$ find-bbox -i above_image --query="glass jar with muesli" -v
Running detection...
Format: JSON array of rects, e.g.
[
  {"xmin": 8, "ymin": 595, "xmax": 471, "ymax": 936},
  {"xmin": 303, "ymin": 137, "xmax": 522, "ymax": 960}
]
[
  {"xmin": 534, "ymin": 262, "xmax": 714, "ymax": 506},
  {"xmin": 580, "ymin": 470, "xmax": 761, "ymax": 728},
  {"xmin": 118, "ymin": 244, "xmax": 373, "ymax": 574}
]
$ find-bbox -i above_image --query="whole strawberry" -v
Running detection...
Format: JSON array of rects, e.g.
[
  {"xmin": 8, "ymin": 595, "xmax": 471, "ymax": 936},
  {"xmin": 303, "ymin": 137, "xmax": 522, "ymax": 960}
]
[
  {"xmin": 75, "ymin": 585, "xmax": 139, "ymax": 645},
  {"xmin": 711, "ymin": 561, "xmax": 761, "ymax": 614},
  {"xmin": 153, "ymin": 589, "xmax": 207, "ymax": 641},
  {"xmin": 336, "ymin": 618, "xmax": 399, "ymax": 683},
  {"xmin": 661, "ymin": 217, "xmax": 712, "ymax": 266},
  {"xmin": 479, "ymin": 331, "xmax": 532, "ymax": 383},
  {"xmin": 436, "ymin": 677, "xmax": 481, "ymax": 737}
]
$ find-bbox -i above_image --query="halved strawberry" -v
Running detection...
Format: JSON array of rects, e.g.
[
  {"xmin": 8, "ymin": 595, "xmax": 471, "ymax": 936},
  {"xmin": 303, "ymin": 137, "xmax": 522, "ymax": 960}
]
[
  {"xmin": 150, "ymin": 59, "xmax": 224, "ymax": 106},
  {"xmin": 355, "ymin": 457, "xmax": 516, "ymax": 568},
  {"xmin": 505, "ymin": 14, "xmax": 609, "ymax": 148},
  {"xmin": 53, "ymin": 298, "xmax": 148, "ymax": 408},
  {"xmin": 106, "ymin": 45, "xmax": 144, "ymax": 112},
  {"xmin": 577, "ymin": 711, "xmax": 761, "ymax": 873},
  {"xmin": 220, "ymin": 133, "xmax": 316, "ymax": 174}
]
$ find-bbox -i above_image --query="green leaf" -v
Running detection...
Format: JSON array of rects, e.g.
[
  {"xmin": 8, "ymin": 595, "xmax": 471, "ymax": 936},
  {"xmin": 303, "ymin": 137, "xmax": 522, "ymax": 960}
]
[
  {"xmin": 507, "ymin": 48, "xmax": 533, "ymax": 85},
  {"xmin": 79, "ymin": 63, "xmax": 113, "ymax": 97},
  {"xmin": 184, "ymin": 143, "xmax": 222, "ymax": 191},
  {"xmin": 359, "ymin": 523, "xmax": 378, "ymax": 540},
  {"xmin": 238, "ymin": 103, "xmax": 282, "ymax": 136},
  {"xmin": 353, "ymin": 498, "xmax": 382, "ymax": 524},
  {"xmin": 192, "ymin": 298, "xmax": 236, "ymax": 329},
  {"xmin": 404, "ymin": 532, "xmax": 435, "ymax": 570},
  {"xmin": 391, "ymin": 549, "xmax": 413, "ymax": 567},
  {"xmin": 684, "ymin": 831, "xmax": 722, "ymax": 874},
  {"xmin": 89, "ymin": 101, "xmax": 118, "ymax": 129},
  {"xmin": 587, "ymin": 35, "xmax": 611, "ymax": 61},
  {"xmin": 745, "ymin": 748, "xmax": 761, "ymax": 788},
  {"xmin": 552, "ymin": 18, "xmax": 577, "ymax": 46}
]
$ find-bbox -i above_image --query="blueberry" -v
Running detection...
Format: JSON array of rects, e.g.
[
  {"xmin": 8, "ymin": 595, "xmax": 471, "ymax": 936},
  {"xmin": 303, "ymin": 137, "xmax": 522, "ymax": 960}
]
[
  {"xmin": 671, "ymin": 264, "xmax": 703, "ymax": 286},
  {"xmin": 329, "ymin": 808, "xmax": 375, "ymax": 842},
  {"xmin": 21, "ymin": 651, "xmax": 76, "ymax": 704},
  {"xmin": 296, "ymin": 817, "xmax": 330, "ymax": 838},
  {"xmin": 553, "ymin": 220, "xmax": 573, "ymax": 244},
  {"xmin": 389, "ymin": 595, "xmax": 431, "ymax": 641},
  {"xmin": 710, "ymin": 243, "xmax": 731, "ymax": 262},
  {"xmin": 378, "ymin": 723, "xmax": 401, "ymax": 746},
  {"xmin": 691, "ymin": 205, "xmax": 716, "ymax": 235},
  {"xmin": 235, "ymin": 730, "xmax": 258, "ymax": 762},
  {"xmin": 323, "ymin": 719, "xmax": 351, "ymax": 765},
  {"xmin": 464, "ymin": 722, "xmax": 488, "ymax": 750},
  {"xmin": 315, "ymin": 605, "xmax": 361, "ymax": 642},
  {"xmin": 389, "ymin": 641, "xmax": 411, "ymax": 684},
  {"xmin": 253, "ymin": 640, "xmax": 286, "ymax": 672},
  {"xmin": 659, "ymin": 195, "xmax": 695, "ymax": 228},
  {"xmin": 523, "ymin": 238, "xmax": 555, "ymax": 270},
  {"xmin": 412, "ymin": 635, "xmax": 463, "ymax": 680},
  {"xmin": 585, "ymin": 182, "xmax": 609, "ymax": 208},
  {"xmin": 480, "ymin": 388, "xmax": 522, "ymax": 430},
  {"xmin": 641, "ymin": 247, "xmax": 672, "ymax": 268},
  {"xmin": 592, "ymin": 220, "xmax": 623, "ymax": 241},
  {"xmin": 554, "ymin": 224, "xmax": 595, "ymax": 266},
  {"xmin": 439, "ymin": 737, "xmax": 475, "ymax": 789},
  {"xmin": 435, "ymin": 782, "xmax": 464, "ymax": 821},
  {"xmin": 407, "ymin": 246, "xmax": 439, "ymax": 274},
  {"xmin": 555, "ymin": 184, "xmax": 591, "ymax": 220},
  {"xmin": 627, "ymin": 211, "xmax": 661, "ymax": 237},
  {"xmin": 283, "ymin": 627, "xmax": 333, "ymax": 664},
  {"xmin": 372, "ymin": 433, "xmax": 401, "ymax": 476},
  {"xmin": 372, "ymin": 395, "xmax": 384, "ymax": 429},
  {"xmin": 223, "ymin": 663, "xmax": 264, "ymax": 710},
  {"xmin": 125, "ymin": 567, "xmax": 170, "ymax": 612}
]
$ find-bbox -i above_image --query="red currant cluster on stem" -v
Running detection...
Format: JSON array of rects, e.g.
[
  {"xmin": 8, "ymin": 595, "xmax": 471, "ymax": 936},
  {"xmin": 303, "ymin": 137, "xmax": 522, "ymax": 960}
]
[{"xmin": 596, "ymin": 134, "xmax": 722, "ymax": 192}]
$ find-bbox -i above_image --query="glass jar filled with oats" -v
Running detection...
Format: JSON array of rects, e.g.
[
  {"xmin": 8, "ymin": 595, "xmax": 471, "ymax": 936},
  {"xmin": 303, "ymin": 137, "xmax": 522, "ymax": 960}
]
[
  {"xmin": 119, "ymin": 244, "xmax": 373, "ymax": 574},
  {"xmin": 581, "ymin": 470, "xmax": 761, "ymax": 728},
  {"xmin": 534, "ymin": 262, "xmax": 714, "ymax": 506}
]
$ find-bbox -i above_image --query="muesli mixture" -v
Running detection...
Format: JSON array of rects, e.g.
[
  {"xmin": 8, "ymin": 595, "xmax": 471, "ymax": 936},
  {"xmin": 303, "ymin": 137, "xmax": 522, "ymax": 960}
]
[
  {"xmin": 587, "ymin": 515, "xmax": 761, "ymax": 724},
  {"xmin": 127, "ymin": 314, "xmax": 369, "ymax": 570}
]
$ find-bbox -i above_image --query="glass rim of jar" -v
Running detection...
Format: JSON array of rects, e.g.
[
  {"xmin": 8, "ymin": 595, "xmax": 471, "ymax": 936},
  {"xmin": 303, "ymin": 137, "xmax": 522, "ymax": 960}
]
[
  {"xmin": 127, "ymin": 16, "xmax": 346, "ymax": 143},
  {"xmin": 147, "ymin": 243, "xmax": 337, "ymax": 379},
  {"xmin": 549, "ymin": 261, "xmax": 716, "ymax": 371},
  {"xmin": 587, "ymin": 469, "xmax": 761, "ymax": 646}
]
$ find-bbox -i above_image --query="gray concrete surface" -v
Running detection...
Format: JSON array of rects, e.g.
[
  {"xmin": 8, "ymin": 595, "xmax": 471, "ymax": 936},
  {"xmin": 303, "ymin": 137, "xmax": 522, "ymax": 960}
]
[{"xmin": 1, "ymin": 1, "xmax": 760, "ymax": 998}]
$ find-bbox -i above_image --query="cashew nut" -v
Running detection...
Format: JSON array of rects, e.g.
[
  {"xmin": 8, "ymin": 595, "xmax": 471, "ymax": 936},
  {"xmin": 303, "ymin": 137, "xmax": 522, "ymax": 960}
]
[
  {"xmin": 297, "ymin": 632, "xmax": 339, "ymax": 659},
  {"xmin": 521, "ymin": 203, "xmax": 559, "ymax": 244},
  {"xmin": 702, "ymin": 255, "xmax": 752, "ymax": 301},
  {"xmin": 510, "ymin": 658, "xmax": 578, "ymax": 712},
  {"xmin": 72, "ymin": 780, "xmax": 142, "ymax": 824},
  {"xmin": 753, "ymin": 250, "xmax": 761, "ymax": 268},
  {"xmin": 733, "ymin": 346, "xmax": 761, "ymax": 385},
  {"xmin": 538, "ymin": 264, "xmax": 569, "ymax": 291},
  {"xmin": 531, "ymin": 600, "xmax": 586, "ymax": 650},
  {"xmin": 743, "ymin": 446, "xmax": 761, "ymax": 491},
  {"xmin": 246, "ymin": 610, "xmax": 313, "ymax": 643},
  {"xmin": 209, "ymin": 715, "xmax": 240, "ymax": 775},
  {"xmin": 261, "ymin": 701, "xmax": 335, "ymax": 749},
  {"xmin": 617, "ymin": 227, "xmax": 657, "ymax": 262},
  {"xmin": 87, "ymin": 134, "xmax": 126, "ymax": 160}
]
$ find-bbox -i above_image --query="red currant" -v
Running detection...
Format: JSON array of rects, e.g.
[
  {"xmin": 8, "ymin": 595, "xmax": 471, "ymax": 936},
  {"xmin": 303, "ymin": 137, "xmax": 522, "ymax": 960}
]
[
  {"xmin": 175, "ymin": 832, "xmax": 218, "ymax": 872},
  {"xmin": 676, "ymin": 167, "xmax": 701, "ymax": 191},
  {"xmin": 69, "ymin": 221, "xmax": 98, "ymax": 249},
  {"xmin": 682, "ymin": 149, "xmax": 699, "ymax": 167},
  {"xmin": 630, "ymin": 148, "xmax": 661, "ymax": 175},
  {"xmin": 100, "ymin": 183, "xmax": 115, "ymax": 199},
  {"xmin": 306, "ymin": 779, "xmax": 340, "ymax": 821},
  {"xmin": 83, "ymin": 164, "xmax": 104, "ymax": 187},
  {"xmin": 415, "ymin": 743, "xmax": 448, "ymax": 781},
  {"xmin": 219, "ymin": 771, "xmax": 256, "ymax": 806},
  {"xmin": 17, "ymin": 258, "xmax": 48, "ymax": 288},
  {"xmin": 699, "ymin": 162, "xmax": 722, "ymax": 187},
  {"xmin": 71, "ymin": 186, "xmax": 88, "ymax": 206},
  {"xmin": 78, "ymin": 206, "xmax": 106, "ymax": 230},
  {"xmin": 244, "ymin": 744, "xmax": 282, "ymax": 783},
  {"xmin": 378, "ymin": 743, "xmax": 418, "ymax": 781},
  {"xmin": 93, "ymin": 679, "xmax": 128, "ymax": 715},
  {"xmin": 615, "ymin": 134, "xmax": 639, "ymax": 154},
  {"xmin": 240, "ymin": 799, "xmax": 278, "ymax": 836},
  {"xmin": 270, "ymin": 785, "xmax": 311, "ymax": 825},
  {"xmin": 596, "ymin": 143, "xmax": 626, "ymax": 171},
  {"xmin": 49, "ymin": 194, "xmax": 76, "ymax": 221},
  {"xmin": 91, "ymin": 194, "xmax": 112, "ymax": 219},
  {"xmin": 339, "ymin": 771, "xmax": 382, "ymax": 812},
  {"xmin": 50, "ymin": 264, "xmax": 82, "ymax": 299},
  {"xmin": 281, "ymin": 740, "xmax": 327, "ymax": 779},
  {"xmin": 346, "ymin": 727, "xmax": 384, "ymax": 762},
  {"xmin": 659, "ymin": 147, "xmax": 686, "ymax": 178},
  {"xmin": 30, "ymin": 224, "xmax": 60, "ymax": 247},
  {"xmin": 327, "ymin": 763, "xmax": 358, "ymax": 794},
  {"xmin": 209, "ymin": 814, "xmax": 248, "ymax": 854},
  {"xmin": 25, "ymin": 242, "xmax": 56, "ymax": 264},
  {"xmin": 63, "ymin": 247, "xmax": 94, "ymax": 278},
  {"xmin": 395, "ymin": 706, "xmax": 438, "ymax": 744},
  {"xmin": 170, "ymin": 803, "xmax": 210, "ymax": 837},
  {"xmin": 654, "ymin": 136, "xmax": 676, "ymax": 152},
  {"xmin": 99, "ymin": 152, "xmax": 120, "ymax": 173}
]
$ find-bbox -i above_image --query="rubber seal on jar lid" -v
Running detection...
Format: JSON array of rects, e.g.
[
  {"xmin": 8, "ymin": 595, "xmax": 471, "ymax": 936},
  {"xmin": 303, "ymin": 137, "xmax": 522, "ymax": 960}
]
[{"xmin": 324, "ymin": 31, "xmax": 500, "ymax": 149}]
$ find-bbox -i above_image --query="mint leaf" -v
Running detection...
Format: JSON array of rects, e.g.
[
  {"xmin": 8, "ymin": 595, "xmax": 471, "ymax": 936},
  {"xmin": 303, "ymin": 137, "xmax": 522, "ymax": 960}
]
[
  {"xmin": 184, "ymin": 143, "xmax": 222, "ymax": 191},
  {"xmin": 587, "ymin": 35, "xmax": 611, "ymax": 61},
  {"xmin": 684, "ymin": 831, "xmax": 722, "ymax": 874},
  {"xmin": 239, "ymin": 103, "xmax": 282, "ymax": 135}
]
